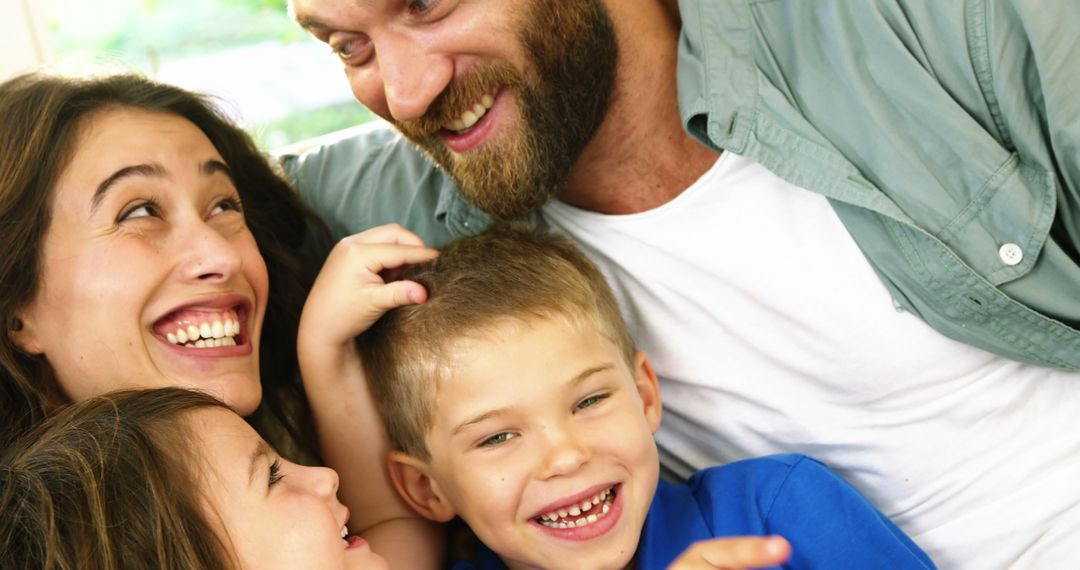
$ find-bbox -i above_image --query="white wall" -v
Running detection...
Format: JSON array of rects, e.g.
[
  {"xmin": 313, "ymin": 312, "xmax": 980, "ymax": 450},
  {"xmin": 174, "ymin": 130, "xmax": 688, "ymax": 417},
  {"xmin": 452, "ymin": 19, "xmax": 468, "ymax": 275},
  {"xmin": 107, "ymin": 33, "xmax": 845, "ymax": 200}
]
[{"xmin": 0, "ymin": 0, "xmax": 51, "ymax": 81}]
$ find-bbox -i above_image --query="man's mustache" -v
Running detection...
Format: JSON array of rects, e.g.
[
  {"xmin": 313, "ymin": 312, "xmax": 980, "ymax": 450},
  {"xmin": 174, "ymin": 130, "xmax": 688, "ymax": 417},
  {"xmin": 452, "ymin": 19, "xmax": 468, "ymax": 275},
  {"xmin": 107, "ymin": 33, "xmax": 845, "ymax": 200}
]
[{"xmin": 395, "ymin": 63, "xmax": 524, "ymax": 141}]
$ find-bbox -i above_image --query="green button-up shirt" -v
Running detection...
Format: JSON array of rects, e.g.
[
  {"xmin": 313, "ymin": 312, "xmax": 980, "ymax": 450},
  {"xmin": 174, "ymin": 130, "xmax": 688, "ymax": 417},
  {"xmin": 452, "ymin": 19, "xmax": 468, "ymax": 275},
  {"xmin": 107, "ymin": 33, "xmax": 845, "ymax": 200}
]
[{"xmin": 282, "ymin": 0, "xmax": 1080, "ymax": 370}]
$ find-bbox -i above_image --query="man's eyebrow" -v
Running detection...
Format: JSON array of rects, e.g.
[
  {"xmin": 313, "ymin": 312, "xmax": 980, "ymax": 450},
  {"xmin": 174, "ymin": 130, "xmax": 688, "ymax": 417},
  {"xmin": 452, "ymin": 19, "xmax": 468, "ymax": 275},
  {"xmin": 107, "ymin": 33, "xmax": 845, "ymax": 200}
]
[
  {"xmin": 248, "ymin": 440, "xmax": 272, "ymax": 486},
  {"xmin": 293, "ymin": 13, "xmax": 329, "ymax": 33},
  {"xmin": 450, "ymin": 364, "xmax": 616, "ymax": 437},
  {"xmin": 91, "ymin": 163, "xmax": 164, "ymax": 213}
]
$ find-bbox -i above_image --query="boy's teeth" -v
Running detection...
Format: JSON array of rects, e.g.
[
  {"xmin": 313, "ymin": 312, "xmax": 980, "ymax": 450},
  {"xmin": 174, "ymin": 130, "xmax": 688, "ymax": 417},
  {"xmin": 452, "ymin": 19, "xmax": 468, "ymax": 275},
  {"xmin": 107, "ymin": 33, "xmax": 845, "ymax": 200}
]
[{"xmin": 537, "ymin": 487, "xmax": 616, "ymax": 529}]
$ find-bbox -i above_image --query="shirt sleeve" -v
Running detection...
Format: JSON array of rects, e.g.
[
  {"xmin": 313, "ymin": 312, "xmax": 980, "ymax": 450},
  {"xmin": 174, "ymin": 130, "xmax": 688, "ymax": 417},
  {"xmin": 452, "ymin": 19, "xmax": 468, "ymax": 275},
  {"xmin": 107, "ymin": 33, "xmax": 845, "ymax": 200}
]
[{"xmin": 762, "ymin": 456, "xmax": 936, "ymax": 569}]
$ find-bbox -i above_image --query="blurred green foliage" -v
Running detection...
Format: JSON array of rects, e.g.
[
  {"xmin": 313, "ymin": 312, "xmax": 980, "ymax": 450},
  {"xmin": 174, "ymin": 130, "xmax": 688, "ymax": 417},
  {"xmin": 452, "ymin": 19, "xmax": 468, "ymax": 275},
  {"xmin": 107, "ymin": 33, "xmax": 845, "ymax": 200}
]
[
  {"xmin": 45, "ymin": 0, "xmax": 375, "ymax": 148},
  {"xmin": 254, "ymin": 101, "xmax": 378, "ymax": 150}
]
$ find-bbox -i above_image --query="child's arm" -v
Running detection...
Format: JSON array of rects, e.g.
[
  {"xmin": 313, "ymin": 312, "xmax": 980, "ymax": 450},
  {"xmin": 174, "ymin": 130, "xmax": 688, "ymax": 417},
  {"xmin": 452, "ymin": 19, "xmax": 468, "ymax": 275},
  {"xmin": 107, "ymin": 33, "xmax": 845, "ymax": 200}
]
[
  {"xmin": 669, "ymin": 536, "xmax": 791, "ymax": 569},
  {"xmin": 297, "ymin": 224, "xmax": 441, "ymax": 569}
]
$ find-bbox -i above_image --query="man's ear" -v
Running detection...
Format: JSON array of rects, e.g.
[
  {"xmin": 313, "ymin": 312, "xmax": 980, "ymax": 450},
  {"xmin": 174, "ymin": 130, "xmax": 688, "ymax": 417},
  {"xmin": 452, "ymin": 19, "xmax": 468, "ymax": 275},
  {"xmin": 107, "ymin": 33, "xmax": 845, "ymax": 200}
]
[
  {"xmin": 9, "ymin": 310, "xmax": 44, "ymax": 355},
  {"xmin": 388, "ymin": 451, "xmax": 457, "ymax": 523},
  {"xmin": 632, "ymin": 350, "xmax": 662, "ymax": 433}
]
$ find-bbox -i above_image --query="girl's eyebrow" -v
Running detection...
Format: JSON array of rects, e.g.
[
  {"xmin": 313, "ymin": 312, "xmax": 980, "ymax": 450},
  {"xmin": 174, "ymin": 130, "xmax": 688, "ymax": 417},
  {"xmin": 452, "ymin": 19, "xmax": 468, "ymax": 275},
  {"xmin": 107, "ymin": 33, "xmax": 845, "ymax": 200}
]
[{"xmin": 247, "ymin": 440, "xmax": 273, "ymax": 486}]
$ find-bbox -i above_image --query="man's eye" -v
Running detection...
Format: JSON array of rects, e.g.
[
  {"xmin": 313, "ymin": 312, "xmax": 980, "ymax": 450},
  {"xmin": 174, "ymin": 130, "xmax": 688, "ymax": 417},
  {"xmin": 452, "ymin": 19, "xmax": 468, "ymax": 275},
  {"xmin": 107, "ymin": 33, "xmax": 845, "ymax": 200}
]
[
  {"xmin": 407, "ymin": 0, "xmax": 435, "ymax": 15},
  {"xmin": 479, "ymin": 432, "xmax": 516, "ymax": 448},
  {"xmin": 330, "ymin": 37, "xmax": 371, "ymax": 65}
]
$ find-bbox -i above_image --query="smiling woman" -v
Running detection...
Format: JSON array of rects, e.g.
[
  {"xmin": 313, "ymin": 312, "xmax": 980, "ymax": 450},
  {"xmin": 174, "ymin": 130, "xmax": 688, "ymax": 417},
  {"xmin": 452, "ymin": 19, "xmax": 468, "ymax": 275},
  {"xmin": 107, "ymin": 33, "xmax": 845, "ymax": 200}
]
[{"xmin": 0, "ymin": 72, "xmax": 325, "ymax": 458}]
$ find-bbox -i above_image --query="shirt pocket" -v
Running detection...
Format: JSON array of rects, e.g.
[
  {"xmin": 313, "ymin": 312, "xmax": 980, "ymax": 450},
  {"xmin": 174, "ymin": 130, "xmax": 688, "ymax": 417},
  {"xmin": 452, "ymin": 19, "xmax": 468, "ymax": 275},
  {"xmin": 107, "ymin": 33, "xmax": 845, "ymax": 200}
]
[{"xmin": 933, "ymin": 153, "xmax": 1056, "ymax": 286}]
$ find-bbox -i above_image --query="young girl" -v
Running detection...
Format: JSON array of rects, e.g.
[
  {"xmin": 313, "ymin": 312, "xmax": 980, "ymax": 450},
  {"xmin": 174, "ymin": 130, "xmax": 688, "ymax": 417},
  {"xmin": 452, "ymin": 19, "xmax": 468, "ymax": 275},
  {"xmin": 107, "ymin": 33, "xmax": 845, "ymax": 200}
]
[{"xmin": 0, "ymin": 387, "xmax": 386, "ymax": 570}]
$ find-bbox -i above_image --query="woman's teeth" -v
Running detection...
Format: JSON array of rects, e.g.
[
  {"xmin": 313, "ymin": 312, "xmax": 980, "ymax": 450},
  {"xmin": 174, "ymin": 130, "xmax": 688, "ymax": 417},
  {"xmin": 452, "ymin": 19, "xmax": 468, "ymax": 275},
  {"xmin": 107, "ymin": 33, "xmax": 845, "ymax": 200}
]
[
  {"xmin": 165, "ymin": 317, "xmax": 240, "ymax": 348},
  {"xmin": 444, "ymin": 90, "xmax": 496, "ymax": 133},
  {"xmin": 537, "ymin": 487, "xmax": 615, "ymax": 529}
]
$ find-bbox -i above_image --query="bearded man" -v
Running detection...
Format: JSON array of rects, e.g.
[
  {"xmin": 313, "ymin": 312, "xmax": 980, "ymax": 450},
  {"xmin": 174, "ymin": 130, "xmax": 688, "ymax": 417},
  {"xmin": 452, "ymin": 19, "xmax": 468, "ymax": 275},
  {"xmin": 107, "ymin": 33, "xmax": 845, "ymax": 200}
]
[{"xmin": 283, "ymin": 1, "xmax": 1080, "ymax": 567}]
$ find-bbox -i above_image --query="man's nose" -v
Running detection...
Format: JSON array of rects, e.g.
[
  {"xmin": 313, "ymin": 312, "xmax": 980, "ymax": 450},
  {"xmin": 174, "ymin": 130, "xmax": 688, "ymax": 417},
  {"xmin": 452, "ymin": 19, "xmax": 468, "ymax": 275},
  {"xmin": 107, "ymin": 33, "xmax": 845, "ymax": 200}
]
[{"xmin": 375, "ymin": 31, "xmax": 454, "ymax": 122}]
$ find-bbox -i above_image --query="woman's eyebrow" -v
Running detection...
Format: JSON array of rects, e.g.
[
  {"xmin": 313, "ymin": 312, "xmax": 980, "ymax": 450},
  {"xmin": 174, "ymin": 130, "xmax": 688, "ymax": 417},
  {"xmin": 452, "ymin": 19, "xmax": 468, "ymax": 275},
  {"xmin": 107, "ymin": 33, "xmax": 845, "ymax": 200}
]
[
  {"xmin": 91, "ymin": 163, "xmax": 164, "ymax": 213},
  {"xmin": 89, "ymin": 159, "xmax": 233, "ymax": 214}
]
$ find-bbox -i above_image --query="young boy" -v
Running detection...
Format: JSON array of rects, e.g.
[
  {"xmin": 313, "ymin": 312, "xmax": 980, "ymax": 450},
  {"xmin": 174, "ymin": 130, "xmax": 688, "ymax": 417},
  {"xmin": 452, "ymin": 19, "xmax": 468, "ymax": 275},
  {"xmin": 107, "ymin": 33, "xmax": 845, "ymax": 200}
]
[{"xmin": 303, "ymin": 224, "xmax": 935, "ymax": 569}]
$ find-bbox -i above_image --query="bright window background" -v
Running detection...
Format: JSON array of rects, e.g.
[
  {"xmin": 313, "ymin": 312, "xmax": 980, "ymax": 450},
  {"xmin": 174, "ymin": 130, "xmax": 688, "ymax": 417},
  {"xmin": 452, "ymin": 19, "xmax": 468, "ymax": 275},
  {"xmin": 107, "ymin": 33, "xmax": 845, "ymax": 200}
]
[{"xmin": 42, "ymin": 0, "xmax": 375, "ymax": 149}]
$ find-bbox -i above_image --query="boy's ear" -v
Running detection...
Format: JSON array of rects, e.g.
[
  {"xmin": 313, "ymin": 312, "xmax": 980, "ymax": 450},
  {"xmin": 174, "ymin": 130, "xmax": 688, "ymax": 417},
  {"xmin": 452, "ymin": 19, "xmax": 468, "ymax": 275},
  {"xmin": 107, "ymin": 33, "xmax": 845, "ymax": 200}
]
[
  {"xmin": 632, "ymin": 350, "xmax": 663, "ymax": 433},
  {"xmin": 388, "ymin": 451, "xmax": 457, "ymax": 523}
]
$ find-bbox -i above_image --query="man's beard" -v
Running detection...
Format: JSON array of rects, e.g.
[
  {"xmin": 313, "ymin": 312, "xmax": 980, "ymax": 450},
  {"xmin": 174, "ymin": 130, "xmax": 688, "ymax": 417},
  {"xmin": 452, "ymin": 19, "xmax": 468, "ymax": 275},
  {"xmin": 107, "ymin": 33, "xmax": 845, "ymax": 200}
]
[{"xmin": 394, "ymin": 0, "xmax": 618, "ymax": 219}]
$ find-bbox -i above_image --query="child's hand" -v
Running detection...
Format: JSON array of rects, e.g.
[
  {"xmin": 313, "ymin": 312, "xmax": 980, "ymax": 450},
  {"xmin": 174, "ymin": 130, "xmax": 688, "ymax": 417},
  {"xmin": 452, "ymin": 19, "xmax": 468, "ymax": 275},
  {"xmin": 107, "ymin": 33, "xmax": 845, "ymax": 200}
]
[
  {"xmin": 668, "ymin": 535, "xmax": 791, "ymax": 569},
  {"xmin": 300, "ymin": 224, "xmax": 439, "ymax": 351}
]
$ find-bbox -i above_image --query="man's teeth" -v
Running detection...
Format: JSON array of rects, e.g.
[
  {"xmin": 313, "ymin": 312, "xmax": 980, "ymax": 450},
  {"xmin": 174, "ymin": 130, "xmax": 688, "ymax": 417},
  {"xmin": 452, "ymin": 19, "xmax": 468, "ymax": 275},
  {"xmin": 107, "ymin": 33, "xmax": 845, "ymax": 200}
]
[
  {"xmin": 166, "ymin": 317, "xmax": 240, "ymax": 348},
  {"xmin": 341, "ymin": 525, "xmax": 348, "ymax": 539},
  {"xmin": 537, "ymin": 487, "xmax": 615, "ymax": 529},
  {"xmin": 445, "ymin": 90, "xmax": 496, "ymax": 133}
]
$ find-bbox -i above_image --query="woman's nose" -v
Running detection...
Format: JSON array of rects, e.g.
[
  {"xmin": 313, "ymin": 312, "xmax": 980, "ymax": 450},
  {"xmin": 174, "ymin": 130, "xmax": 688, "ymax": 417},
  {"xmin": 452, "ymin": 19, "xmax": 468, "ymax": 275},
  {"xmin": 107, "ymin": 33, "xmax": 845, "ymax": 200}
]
[{"xmin": 175, "ymin": 220, "xmax": 244, "ymax": 284}]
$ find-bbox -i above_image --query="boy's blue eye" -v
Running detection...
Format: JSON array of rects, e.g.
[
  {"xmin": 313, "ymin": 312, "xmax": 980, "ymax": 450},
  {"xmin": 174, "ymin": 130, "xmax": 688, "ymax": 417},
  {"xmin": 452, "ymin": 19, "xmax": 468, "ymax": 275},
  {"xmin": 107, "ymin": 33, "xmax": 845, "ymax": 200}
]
[
  {"xmin": 268, "ymin": 459, "xmax": 285, "ymax": 487},
  {"xmin": 576, "ymin": 393, "xmax": 610, "ymax": 412},
  {"xmin": 479, "ymin": 432, "xmax": 515, "ymax": 448}
]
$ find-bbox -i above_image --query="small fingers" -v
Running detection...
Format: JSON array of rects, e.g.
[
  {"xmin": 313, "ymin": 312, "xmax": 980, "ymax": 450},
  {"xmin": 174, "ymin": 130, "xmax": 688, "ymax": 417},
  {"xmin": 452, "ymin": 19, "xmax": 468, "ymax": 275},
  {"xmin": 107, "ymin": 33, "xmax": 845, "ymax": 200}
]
[
  {"xmin": 670, "ymin": 536, "xmax": 791, "ymax": 570},
  {"xmin": 363, "ymin": 280, "xmax": 428, "ymax": 314}
]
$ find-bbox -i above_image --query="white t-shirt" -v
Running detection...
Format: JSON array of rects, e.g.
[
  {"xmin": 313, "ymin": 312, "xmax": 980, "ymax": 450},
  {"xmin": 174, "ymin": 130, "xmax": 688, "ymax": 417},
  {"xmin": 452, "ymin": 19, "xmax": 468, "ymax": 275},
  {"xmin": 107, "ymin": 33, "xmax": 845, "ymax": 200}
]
[{"xmin": 542, "ymin": 152, "xmax": 1080, "ymax": 569}]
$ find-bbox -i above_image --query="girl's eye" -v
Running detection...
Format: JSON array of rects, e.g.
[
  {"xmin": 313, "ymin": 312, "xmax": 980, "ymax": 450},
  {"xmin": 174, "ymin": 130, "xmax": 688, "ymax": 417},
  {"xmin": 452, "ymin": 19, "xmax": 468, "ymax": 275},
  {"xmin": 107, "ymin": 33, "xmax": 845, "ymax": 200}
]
[
  {"xmin": 268, "ymin": 459, "xmax": 285, "ymax": 487},
  {"xmin": 576, "ymin": 393, "xmax": 610, "ymax": 412},
  {"xmin": 211, "ymin": 197, "xmax": 243, "ymax": 216},
  {"xmin": 118, "ymin": 200, "xmax": 161, "ymax": 222},
  {"xmin": 479, "ymin": 432, "xmax": 516, "ymax": 448}
]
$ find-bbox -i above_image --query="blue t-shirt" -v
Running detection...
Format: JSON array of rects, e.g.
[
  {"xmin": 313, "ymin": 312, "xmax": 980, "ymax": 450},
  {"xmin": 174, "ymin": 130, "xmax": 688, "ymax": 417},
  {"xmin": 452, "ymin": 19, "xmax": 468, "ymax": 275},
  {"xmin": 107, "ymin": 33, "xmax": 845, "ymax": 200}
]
[{"xmin": 454, "ymin": 454, "xmax": 935, "ymax": 569}]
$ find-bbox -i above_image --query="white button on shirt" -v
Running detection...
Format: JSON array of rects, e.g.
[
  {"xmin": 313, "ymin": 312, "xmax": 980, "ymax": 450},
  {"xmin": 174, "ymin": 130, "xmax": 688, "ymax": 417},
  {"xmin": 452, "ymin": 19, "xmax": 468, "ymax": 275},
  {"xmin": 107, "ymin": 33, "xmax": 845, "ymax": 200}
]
[{"xmin": 999, "ymin": 243, "xmax": 1024, "ymax": 266}]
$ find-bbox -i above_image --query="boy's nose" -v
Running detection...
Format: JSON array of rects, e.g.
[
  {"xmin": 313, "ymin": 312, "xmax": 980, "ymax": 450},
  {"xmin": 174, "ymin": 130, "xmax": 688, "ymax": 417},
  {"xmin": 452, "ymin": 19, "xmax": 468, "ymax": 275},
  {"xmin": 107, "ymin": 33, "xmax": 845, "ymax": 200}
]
[{"xmin": 538, "ymin": 426, "xmax": 591, "ymax": 479}]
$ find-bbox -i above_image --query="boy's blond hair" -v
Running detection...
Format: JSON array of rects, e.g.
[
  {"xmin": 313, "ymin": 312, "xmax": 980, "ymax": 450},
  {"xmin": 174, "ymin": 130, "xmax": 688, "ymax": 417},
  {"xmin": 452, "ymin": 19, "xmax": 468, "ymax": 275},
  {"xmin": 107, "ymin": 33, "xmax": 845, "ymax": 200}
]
[{"xmin": 358, "ymin": 224, "xmax": 634, "ymax": 460}]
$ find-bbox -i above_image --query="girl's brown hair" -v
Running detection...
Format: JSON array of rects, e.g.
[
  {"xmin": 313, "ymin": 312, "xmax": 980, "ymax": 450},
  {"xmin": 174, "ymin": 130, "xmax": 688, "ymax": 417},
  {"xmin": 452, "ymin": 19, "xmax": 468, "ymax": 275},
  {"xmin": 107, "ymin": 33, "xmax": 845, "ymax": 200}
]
[
  {"xmin": 0, "ymin": 388, "xmax": 234, "ymax": 569},
  {"xmin": 0, "ymin": 72, "xmax": 327, "ymax": 459}
]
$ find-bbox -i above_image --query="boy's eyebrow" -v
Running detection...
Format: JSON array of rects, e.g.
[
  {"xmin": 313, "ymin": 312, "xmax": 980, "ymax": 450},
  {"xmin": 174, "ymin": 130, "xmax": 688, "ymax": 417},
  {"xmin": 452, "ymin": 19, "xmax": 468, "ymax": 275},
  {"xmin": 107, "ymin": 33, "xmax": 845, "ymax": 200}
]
[
  {"xmin": 247, "ymin": 440, "xmax": 272, "ymax": 486},
  {"xmin": 450, "ymin": 363, "xmax": 616, "ymax": 437}
]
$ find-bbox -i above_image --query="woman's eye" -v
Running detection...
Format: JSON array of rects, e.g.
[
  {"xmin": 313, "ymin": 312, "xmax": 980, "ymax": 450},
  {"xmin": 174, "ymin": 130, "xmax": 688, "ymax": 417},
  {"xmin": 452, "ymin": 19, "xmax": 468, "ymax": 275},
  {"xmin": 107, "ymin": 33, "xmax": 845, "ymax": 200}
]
[
  {"xmin": 268, "ymin": 459, "xmax": 285, "ymax": 487},
  {"xmin": 211, "ymin": 197, "xmax": 243, "ymax": 216},
  {"xmin": 118, "ymin": 201, "xmax": 160, "ymax": 222},
  {"xmin": 479, "ymin": 432, "xmax": 516, "ymax": 448},
  {"xmin": 576, "ymin": 393, "xmax": 610, "ymax": 412}
]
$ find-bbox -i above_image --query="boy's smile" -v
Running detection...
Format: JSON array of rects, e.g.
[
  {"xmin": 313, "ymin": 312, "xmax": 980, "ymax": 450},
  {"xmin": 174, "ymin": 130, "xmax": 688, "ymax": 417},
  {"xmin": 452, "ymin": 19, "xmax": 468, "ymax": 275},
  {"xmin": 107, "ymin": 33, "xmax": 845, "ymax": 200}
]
[{"xmin": 415, "ymin": 315, "xmax": 662, "ymax": 569}]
